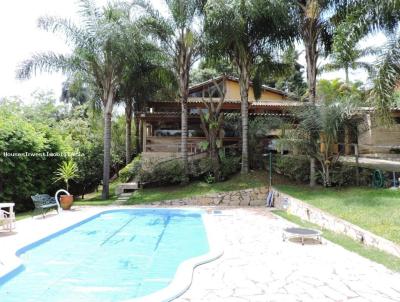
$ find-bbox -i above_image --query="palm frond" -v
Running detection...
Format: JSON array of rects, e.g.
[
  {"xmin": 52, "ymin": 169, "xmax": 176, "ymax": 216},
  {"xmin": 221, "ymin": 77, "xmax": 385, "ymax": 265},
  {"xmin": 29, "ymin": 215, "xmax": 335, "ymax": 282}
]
[
  {"xmin": 16, "ymin": 52, "xmax": 79, "ymax": 79},
  {"xmin": 371, "ymin": 33, "xmax": 400, "ymax": 125},
  {"xmin": 37, "ymin": 16, "xmax": 89, "ymax": 48}
]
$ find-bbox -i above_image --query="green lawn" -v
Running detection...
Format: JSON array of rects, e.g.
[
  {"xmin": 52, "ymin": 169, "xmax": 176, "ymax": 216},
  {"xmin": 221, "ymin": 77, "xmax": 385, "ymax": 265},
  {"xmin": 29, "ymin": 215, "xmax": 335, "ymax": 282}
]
[
  {"xmin": 274, "ymin": 210, "xmax": 400, "ymax": 272},
  {"xmin": 275, "ymin": 184, "xmax": 400, "ymax": 245},
  {"xmin": 75, "ymin": 170, "xmax": 267, "ymax": 206},
  {"xmin": 74, "ymin": 181, "xmax": 119, "ymax": 206},
  {"xmin": 125, "ymin": 170, "xmax": 268, "ymax": 205}
]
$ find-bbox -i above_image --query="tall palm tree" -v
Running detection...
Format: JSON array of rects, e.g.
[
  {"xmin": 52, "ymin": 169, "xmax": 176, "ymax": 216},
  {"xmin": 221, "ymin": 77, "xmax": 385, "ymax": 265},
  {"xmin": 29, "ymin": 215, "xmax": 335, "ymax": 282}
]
[
  {"xmin": 344, "ymin": 0, "xmax": 400, "ymax": 124},
  {"xmin": 323, "ymin": 23, "xmax": 378, "ymax": 84},
  {"xmin": 17, "ymin": 0, "xmax": 144, "ymax": 199},
  {"xmin": 118, "ymin": 43, "xmax": 176, "ymax": 164},
  {"xmin": 289, "ymin": 0, "xmax": 355, "ymax": 186},
  {"xmin": 143, "ymin": 0, "xmax": 204, "ymax": 182},
  {"xmin": 205, "ymin": 0, "xmax": 296, "ymax": 174}
]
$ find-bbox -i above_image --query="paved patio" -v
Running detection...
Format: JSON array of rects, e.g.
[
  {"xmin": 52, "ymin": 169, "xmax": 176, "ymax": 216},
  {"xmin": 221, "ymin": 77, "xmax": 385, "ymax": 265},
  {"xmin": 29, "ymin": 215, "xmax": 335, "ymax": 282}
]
[
  {"xmin": 1, "ymin": 207, "xmax": 400, "ymax": 302},
  {"xmin": 178, "ymin": 208, "xmax": 400, "ymax": 302}
]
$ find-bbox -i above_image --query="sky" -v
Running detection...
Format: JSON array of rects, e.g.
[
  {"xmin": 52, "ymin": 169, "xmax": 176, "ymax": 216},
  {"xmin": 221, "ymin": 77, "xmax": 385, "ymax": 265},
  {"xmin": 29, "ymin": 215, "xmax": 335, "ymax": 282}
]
[{"xmin": 0, "ymin": 1, "xmax": 387, "ymax": 103}]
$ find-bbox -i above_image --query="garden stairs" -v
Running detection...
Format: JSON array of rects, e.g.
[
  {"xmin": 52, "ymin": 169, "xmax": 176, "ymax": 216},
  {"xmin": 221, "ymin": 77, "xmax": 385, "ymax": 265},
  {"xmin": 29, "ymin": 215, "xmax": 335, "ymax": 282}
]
[{"xmin": 114, "ymin": 192, "xmax": 133, "ymax": 205}]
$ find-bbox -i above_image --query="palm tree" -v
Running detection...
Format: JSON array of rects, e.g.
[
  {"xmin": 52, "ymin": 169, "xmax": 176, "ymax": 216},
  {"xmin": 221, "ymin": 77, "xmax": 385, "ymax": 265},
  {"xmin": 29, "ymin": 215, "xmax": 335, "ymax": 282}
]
[
  {"xmin": 17, "ymin": 1, "xmax": 144, "ymax": 199},
  {"xmin": 324, "ymin": 0, "xmax": 400, "ymax": 123},
  {"xmin": 345, "ymin": 0, "xmax": 400, "ymax": 124},
  {"xmin": 143, "ymin": 0, "xmax": 204, "ymax": 182},
  {"xmin": 283, "ymin": 101, "xmax": 356, "ymax": 186},
  {"xmin": 289, "ymin": 0, "xmax": 357, "ymax": 186},
  {"xmin": 118, "ymin": 43, "xmax": 176, "ymax": 164},
  {"xmin": 323, "ymin": 23, "xmax": 379, "ymax": 84},
  {"xmin": 205, "ymin": 0, "xmax": 296, "ymax": 174}
]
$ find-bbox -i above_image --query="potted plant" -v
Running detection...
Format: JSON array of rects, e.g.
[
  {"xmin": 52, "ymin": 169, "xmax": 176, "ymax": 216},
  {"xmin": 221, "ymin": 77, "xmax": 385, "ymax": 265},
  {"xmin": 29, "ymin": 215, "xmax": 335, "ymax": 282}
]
[{"xmin": 54, "ymin": 159, "xmax": 78, "ymax": 210}]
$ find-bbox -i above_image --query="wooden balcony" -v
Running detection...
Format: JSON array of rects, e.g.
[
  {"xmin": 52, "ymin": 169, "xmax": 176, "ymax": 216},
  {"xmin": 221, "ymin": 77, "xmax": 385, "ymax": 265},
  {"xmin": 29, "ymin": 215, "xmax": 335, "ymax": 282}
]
[{"xmin": 144, "ymin": 136, "xmax": 239, "ymax": 153}]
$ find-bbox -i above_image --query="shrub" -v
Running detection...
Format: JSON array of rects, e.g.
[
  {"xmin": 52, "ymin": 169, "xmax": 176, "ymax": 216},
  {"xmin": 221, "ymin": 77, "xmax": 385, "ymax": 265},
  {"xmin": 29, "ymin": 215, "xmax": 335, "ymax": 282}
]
[
  {"xmin": 119, "ymin": 155, "xmax": 142, "ymax": 182},
  {"xmin": 220, "ymin": 155, "xmax": 240, "ymax": 179},
  {"xmin": 189, "ymin": 157, "xmax": 212, "ymax": 178},
  {"xmin": 140, "ymin": 159, "xmax": 185, "ymax": 185},
  {"xmin": 0, "ymin": 114, "xmax": 64, "ymax": 211},
  {"xmin": 274, "ymin": 155, "xmax": 311, "ymax": 183}
]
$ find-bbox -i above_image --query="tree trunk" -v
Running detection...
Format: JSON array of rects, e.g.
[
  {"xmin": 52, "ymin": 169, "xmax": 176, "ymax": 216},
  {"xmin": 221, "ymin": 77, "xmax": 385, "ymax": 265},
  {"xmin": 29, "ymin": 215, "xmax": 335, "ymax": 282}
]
[
  {"xmin": 178, "ymin": 47, "xmax": 190, "ymax": 183},
  {"xmin": 102, "ymin": 90, "xmax": 114, "ymax": 200},
  {"xmin": 303, "ymin": 17, "xmax": 318, "ymax": 187},
  {"xmin": 309, "ymin": 157, "xmax": 316, "ymax": 187},
  {"xmin": 181, "ymin": 99, "xmax": 189, "ymax": 181},
  {"xmin": 238, "ymin": 62, "xmax": 250, "ymax": 174},
  {"xmin": 345, "ymin": 66, "xmax": 349, "ymax": 84},
  {"xmin": 209, "ymin": 129, "xmax": 221, "ymax": 181},
  {"xmin": 125, "ymin": 100, "xmax": 133, "ymax": 165},
  {"xmin": 344, "ymin": 124, "xmax": 351, "ymax": 155}
]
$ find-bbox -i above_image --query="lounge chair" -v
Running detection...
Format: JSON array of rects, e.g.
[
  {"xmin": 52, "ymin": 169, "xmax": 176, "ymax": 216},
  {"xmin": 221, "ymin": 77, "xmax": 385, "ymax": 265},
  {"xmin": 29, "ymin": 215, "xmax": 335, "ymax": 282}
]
[
  {"xmin": 0, "ymin": 209, "xmax": 16, "ymax": 231},
  {"xmin": 31, "ymin": 194, "xmax": 60, "ymax": 218}
]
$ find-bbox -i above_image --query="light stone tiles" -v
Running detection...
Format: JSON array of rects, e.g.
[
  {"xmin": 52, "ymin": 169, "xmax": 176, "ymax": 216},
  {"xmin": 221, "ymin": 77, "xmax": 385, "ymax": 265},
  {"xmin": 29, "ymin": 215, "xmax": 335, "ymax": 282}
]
[{"xmin": 176, "ymin": 208, "xmax": 400, "ymax": 302}]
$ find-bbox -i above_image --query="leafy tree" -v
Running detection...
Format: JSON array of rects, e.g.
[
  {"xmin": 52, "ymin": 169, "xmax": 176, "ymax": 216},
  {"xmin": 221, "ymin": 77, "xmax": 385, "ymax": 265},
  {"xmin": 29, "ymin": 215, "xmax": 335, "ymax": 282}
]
[
  {"xmin": 205, "ymin": 0, "xmax": 296, "ymax": 174},
  {"xmin": 144, "ymin": 0, "xmax": 205, "ymax": 181},
  {"xmin": 273, "ymin": 46, "xmax": 307, "ymax": 98},
  {"xmin": 56, "ymin": 105, "xmax": 104, "ymax": 198},
  {"xmin": 198, "ymin": 79, "xmax": 226, "ymax": 181},
  {"xmin": 190, "ymin": 58, "xmax": 238, "ymax": 85},
  {"xmin": 0, "ymin": 105, "xmax": 65, "ymax": 211},
  {"xmin": 60, "ymin": 72, "xmax": 98, "ymax": 110},
  {"xmin": 16, "ymin": 1, "xmax": 145, "ymax": 199},
  {"xmin": 248, "ymin": 116, "xmax": 283, "ymax": 169}
]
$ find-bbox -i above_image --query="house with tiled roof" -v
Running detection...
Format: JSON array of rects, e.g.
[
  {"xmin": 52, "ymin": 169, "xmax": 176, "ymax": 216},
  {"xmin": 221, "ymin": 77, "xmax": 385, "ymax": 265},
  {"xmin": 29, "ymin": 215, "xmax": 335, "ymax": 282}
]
[{"xmin": 136, "ymin": 75, "xmax": 305, "ymax": 156}]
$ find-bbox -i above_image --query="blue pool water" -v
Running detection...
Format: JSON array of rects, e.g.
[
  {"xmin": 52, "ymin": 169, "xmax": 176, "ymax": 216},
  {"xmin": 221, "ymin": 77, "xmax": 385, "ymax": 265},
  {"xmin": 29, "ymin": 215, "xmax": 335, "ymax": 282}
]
[{"xmin": 0, "ymin": 209, "xmax": 209, "ymax": 302}]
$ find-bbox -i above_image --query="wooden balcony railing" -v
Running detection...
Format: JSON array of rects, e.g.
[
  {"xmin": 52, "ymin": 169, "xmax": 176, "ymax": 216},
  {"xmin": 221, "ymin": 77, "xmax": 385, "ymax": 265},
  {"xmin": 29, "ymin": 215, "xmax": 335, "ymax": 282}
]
[{"xmin": 145, "ymin": 136, "xmax": 239, "ymax": 153}]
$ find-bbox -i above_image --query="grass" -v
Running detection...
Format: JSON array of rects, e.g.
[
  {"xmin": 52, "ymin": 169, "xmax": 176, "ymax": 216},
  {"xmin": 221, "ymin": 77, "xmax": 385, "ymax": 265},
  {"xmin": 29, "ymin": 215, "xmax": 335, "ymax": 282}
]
[
  {"xmin": 74, "ymin": 181, "xmax": 119, "ymax": 206},
  {"xmin": 275, "ymin": 184, "xmax": 400, "ymax": 245},
  {"xmin": 274, "ymin": 210, "xmax": 400, "ymax": 272},
  {"xmin": 16, "ymin": 211, "xmax": 33, "ymax": 221},
  {"xmin": 74, "ymin": 170, "xmax": 267, "ymax": 206},
  {"xmin": 125, "ymin": 170, "xmax": 267, "ymax": 205}
]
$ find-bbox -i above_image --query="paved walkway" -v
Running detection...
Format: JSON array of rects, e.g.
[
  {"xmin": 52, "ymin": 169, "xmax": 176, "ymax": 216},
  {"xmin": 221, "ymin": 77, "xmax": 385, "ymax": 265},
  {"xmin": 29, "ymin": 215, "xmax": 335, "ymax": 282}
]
[{"xmin": 177, "ymin": 208, "xmax": 400, "ymax": 302}]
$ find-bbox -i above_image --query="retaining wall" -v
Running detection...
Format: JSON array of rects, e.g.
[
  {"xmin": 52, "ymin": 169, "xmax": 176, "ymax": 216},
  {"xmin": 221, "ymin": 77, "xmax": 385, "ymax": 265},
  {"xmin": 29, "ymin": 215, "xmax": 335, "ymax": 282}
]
[{"xmin": 273, "ymin": 188, "xmax": 400, "ymax": 258}]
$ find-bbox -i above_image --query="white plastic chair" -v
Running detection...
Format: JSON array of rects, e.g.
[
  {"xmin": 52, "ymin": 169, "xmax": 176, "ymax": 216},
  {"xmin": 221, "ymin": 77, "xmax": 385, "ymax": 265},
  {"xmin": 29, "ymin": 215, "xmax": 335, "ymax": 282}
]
[{"xmin": 0, "ymin": 209, "xmax": 15, "ymax": 232}]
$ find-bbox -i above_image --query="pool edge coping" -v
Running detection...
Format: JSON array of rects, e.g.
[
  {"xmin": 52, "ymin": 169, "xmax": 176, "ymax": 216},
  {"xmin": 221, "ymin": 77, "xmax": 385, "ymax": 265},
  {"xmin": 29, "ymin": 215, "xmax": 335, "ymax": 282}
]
[
  {"xmin": 126, "ymin": 212, "xmax": 224, "ymax": 302},
  {"xmin": 0, "ymin": 207, "xmax": 224, "ymax": 302}
]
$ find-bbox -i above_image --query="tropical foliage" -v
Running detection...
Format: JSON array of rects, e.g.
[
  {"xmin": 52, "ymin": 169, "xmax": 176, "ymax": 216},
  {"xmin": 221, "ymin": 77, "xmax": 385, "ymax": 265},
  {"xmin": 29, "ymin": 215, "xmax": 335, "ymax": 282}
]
[
  {"xmin": 4, "ymin": 0, "xmax": 400, "ymax": 208},
  {"xmin": 54, "ymin": 159, "xmax": 79, "ymax": 192},
  {"xmin": 205, "ymin": 0, "xmax": 296, "ymax": 174}
]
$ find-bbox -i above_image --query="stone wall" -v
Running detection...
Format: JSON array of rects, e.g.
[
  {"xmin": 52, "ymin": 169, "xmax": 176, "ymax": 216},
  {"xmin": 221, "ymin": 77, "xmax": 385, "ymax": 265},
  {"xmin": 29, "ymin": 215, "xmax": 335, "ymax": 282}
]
[
  {"xmin": 147, "ymin": 186, "xmax": 269, "ymax": 207},
  {"xmin": 273, "ymin": 188, "xmax": 400, "ymax": 258}
]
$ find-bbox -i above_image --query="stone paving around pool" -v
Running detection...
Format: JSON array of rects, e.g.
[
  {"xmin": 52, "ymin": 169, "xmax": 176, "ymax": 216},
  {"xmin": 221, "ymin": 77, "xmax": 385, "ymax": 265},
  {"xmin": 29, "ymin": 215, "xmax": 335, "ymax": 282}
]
[{"xmin": 178, "ymin": 208, "xmax": 400, "ymax": 302}]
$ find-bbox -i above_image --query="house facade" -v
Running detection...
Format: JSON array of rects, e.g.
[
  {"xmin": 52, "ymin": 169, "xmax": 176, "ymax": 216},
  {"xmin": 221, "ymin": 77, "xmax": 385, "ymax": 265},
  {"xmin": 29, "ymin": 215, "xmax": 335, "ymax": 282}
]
[{"xmin": 136, "ymin": 75, "xmax": 304, "ymax": 158}]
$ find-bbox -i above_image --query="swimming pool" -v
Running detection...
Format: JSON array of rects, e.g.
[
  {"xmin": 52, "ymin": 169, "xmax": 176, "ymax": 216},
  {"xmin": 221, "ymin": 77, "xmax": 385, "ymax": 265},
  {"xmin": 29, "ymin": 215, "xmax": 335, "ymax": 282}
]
[{"xmin": 0, "ymin": 209, "xmax": 218, "ymax": 302}]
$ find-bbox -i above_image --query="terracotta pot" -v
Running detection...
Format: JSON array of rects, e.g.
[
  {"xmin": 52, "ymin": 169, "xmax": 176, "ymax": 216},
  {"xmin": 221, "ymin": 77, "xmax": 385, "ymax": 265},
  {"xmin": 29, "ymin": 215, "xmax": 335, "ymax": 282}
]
[{"xmin": 60, "ymin": 194, "xmax": 74, "ymax": 210}]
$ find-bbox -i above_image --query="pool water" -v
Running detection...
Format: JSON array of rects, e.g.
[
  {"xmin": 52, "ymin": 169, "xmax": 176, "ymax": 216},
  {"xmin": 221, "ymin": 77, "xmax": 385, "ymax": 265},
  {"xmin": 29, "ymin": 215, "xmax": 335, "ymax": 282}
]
[{"xmin": 0, "ymin": 209, "xmax": 209, "ymax": 302}]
